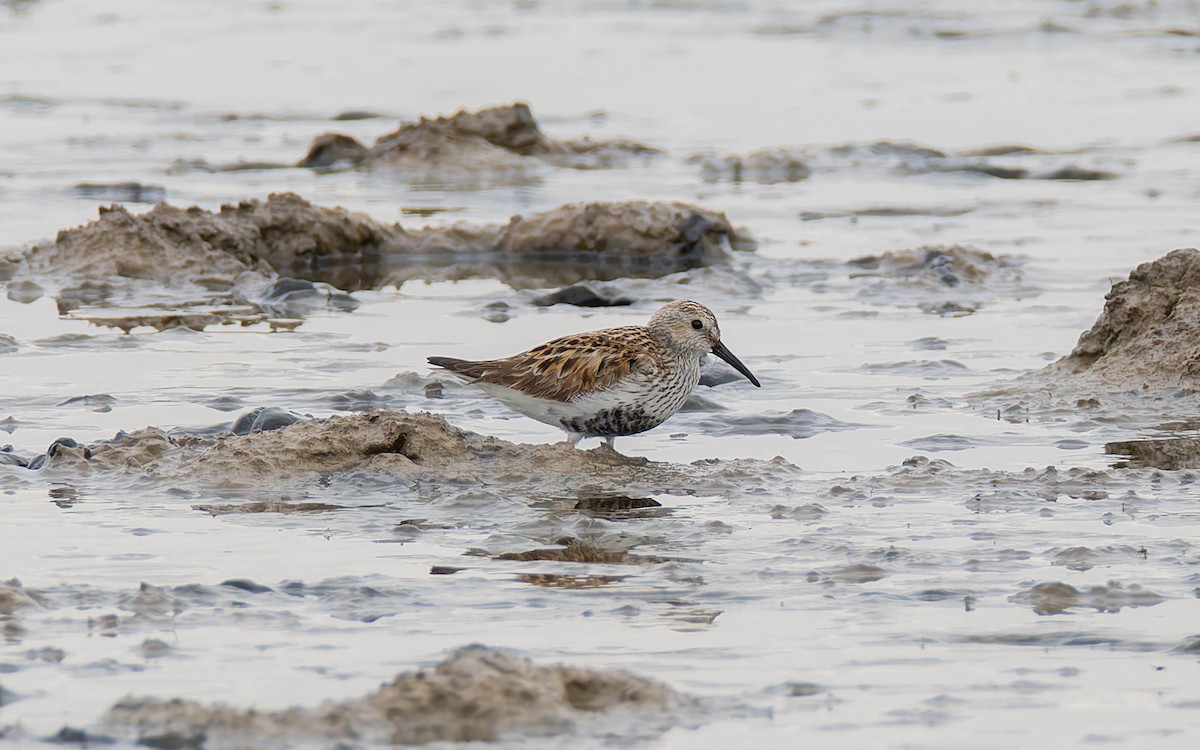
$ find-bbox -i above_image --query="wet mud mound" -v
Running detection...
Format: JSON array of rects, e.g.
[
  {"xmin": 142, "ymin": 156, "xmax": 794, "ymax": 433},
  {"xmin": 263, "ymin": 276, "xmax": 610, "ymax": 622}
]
[
  {"xmin": 1044, "ymin": 247, "xmax": 1200, "ymax": 391},
  {"xmin": 39, "ymin": 410, "xmax": 797, "ymax": 492},
  {"xmin": 9, "ymin": 202, "xmax": 274, "ymax": 315},
  {"xmin": 9, "ymin": 194, "xmax": 745, "ymax": 314},
  {"xmin": 842, "ymin": 244, "xmax": 1028, "ymax": 314},
  {"xmin": 300, "ymin": 102, "xmax": 661, "ymax": 179},
  {"xmin": 105, "ymin": 645, "xmax": 695, "ymax": 746}
]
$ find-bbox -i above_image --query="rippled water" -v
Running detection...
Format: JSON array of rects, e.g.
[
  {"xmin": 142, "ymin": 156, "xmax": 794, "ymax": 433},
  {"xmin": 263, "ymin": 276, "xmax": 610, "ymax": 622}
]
[{"xmin": 4, "ymin": 0, "xmax": 1200, "ymax": 747}]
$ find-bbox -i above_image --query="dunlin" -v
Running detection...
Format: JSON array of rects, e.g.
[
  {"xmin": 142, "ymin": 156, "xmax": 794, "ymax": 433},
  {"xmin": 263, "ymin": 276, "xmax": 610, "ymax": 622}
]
[{"xmin": 428, "ymin": 300, "xmax": 760, "ymax": 449}]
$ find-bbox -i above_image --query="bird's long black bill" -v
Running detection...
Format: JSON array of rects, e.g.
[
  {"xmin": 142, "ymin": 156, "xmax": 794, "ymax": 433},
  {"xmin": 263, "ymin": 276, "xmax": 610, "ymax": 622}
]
[{"xmin": 712, "ymin": 341, "xmax": 761, "ymax": 387}]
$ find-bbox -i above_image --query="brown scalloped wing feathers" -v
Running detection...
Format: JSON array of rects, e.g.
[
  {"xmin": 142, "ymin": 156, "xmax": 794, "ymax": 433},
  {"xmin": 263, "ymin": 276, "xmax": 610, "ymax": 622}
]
[{"xmin": 438, "ymin": 327, "xmax": 655, "ymax": 403}]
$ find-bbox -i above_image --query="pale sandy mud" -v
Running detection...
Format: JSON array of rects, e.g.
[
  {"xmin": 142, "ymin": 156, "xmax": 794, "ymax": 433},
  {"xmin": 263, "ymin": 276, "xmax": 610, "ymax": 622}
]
[
  {"xmin": 102, "ymin": 645, "xmax": 696, "ymax": 747},
  {"xmin": 4, "ymin": 193, "xmax": 747, "ymax": 326},
  {"xmin": 299, "ymin": 102, "xmax": 662, "ymax": 180}
]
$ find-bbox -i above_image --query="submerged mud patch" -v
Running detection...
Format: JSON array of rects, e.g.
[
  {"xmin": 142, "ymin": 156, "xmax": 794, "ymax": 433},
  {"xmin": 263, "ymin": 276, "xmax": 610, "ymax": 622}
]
[
  {"xmin": 1, "ymin": 579, "xmax": 50, "ymax": 640},
  {"xmin": 0, "ymin": 580, "xmax": 51, "ymax": 616},
  {"xmin": 516, "ymin": 573, "xmax": 628, "ymax": 589},
  {"xmin": 1009, "ymin": 581, "xmax": 1165, "ymax": 615},
  {"xmin": 688, "ymin": 147, "xmax": 812, "ymax": 184},
  {"xmin": 690, "ymin": 408, "xmax": 867, "ymax": 439},
  {"xmin": 496, "ymin": 539, "xmax": 677, "ymax": 565},
  {"xmin": 822, "ymin": 140, "xmax": 1119, "ymax": 181},
  {"xmin": 792, "ymin": 244, "xmax": 1031, "ymax": 316},
  {"xmin": 105, "ymin": 645, "xmax": 696, "ymax": 746},
  {"xmin": 299, "ymin": 102, "xmax": 661, "ymax": 180},
  {"xmin": 808, "ymin": 563, "xmax": 887, "ymax": 584},
  {"xmin": 847, "ymin": 245, "xmax": 1017, "ymax": 288},
  {"xmin": 191, "ymin": 500, "xmax": 352, "ymax": 515},
  {"xmin": 846, "ymin": 244, "xmax": 1028, "ymax": 314},
  {"xmin": 694, "ymin": 139, "xmax": 1120, "ymax": 184},
  {"xmin": 822, "ymin": 455, "xmax": 1131, "ymax": 513},
  {"xmin": 11, "ymin": 194, "xmax": 746, "ymax": 309}
]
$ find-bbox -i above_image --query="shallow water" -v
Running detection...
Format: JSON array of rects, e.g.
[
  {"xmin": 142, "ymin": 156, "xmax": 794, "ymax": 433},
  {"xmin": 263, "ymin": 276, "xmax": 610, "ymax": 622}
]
[{"xmin": 4, "ymin": 0, "xmax": 1200, "ymax": 747}]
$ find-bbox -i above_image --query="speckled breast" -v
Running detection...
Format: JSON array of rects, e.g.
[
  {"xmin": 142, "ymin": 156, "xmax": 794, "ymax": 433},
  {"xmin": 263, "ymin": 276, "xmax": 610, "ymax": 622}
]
[
  {"xmin": 559, "ymin": 406, "xmax": 664, "ymax": 437},
  {"xmin": 559, "ymin": 357, "xmax": 699, "ymax": 437}
]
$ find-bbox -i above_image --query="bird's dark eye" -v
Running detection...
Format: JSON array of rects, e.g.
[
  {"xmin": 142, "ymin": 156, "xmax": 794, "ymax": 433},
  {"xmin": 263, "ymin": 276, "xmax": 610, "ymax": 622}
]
[{"xmin": 691, "ymin": 319, "xmax": 703, "ymax": 330}]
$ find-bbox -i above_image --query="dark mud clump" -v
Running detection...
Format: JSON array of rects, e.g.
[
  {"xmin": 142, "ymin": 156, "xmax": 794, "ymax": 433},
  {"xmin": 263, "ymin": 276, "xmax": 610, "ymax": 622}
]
[
  {"xmin": 1044, "ymin": 248, "xmax": 1200, "ymax": 391},
  {"xmin": 299, "ymin": 102, "xmax": 661, "ymax": 178},
  {"xmin": 229, "ymin": 405, "xmax": 310, "ymax": 435},
  {"xmin": 533, "ymin": 282, "xmax": 634, "ymax": 308},
  {"xmin": 192, "ymin": 500, "xmax": 350, "ymax": 515},
  {"xmin": 296, "ymin": 132, "xmax": 368, "ymax": 169},
  {"xmin": 105, "ymin": 645, "xmax": 695, "ymax": 746},
  {"xmin": 574, "ymin": 495, "xmax": 663, "ymax": 518},
  {"xmin": 12, "ymin": 193, "xmax": 746, "ymax": 306},
  {"xmin": 38, "ymin": 410, "xmax": 798, "ymax": 494}
]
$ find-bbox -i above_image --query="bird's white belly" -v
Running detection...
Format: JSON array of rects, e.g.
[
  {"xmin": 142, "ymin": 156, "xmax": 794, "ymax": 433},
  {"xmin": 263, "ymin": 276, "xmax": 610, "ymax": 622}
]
[{"xmin": 473, "ymin": 383, "xmax": 603, "ymax": 428}]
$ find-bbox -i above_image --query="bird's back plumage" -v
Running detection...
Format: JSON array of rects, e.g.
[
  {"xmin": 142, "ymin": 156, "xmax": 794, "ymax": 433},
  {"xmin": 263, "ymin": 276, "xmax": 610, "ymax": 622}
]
[{"xmin": 429, "ymin": 327, "xmax": 657, "ymax": 403}]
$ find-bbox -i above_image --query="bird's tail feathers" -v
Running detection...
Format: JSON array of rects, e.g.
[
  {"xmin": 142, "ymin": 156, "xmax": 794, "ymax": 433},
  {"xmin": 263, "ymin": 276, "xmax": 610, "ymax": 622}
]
[{"xmin": 427, "ymin": 356, "xmax": 486, "ymax": 379}]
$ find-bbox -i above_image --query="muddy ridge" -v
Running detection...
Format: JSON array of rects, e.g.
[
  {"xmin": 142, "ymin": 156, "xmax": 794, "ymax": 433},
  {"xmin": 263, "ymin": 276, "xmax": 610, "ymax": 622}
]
[
  {"xmin": 299, "ymin": 102, "xmax": 662, "ymax": 177},
  {"xmin": 105, "ymin": 645, "xmax": 696, "ymax": 746},
  {"xmin": 1045, "ymin": 247, "xmax": 1200, "ymax": 390},
  {"xmin": 39, "ymin": 410, "xmax": 797, "ymax": 492},
  {"xmin": 7, "ymin": 193, "xmax": 747, "ymax": 316}
]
